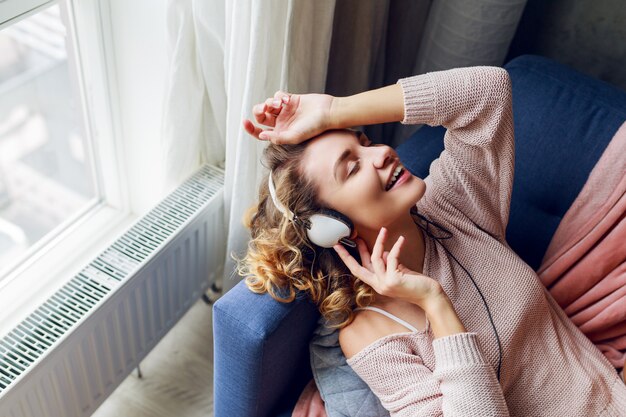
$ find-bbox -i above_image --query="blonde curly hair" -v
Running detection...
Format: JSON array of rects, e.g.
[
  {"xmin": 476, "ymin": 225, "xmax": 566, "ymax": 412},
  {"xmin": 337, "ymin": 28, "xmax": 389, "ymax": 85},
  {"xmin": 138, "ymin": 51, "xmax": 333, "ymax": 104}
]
[{"xmin": 235, "ymin": 129, "xmax": 379, "ymax": 330}]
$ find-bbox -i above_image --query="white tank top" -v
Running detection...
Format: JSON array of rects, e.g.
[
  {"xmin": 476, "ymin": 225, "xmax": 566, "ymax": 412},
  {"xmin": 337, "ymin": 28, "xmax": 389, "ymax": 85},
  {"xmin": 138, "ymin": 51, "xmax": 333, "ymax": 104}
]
[{"xmin": 354, "ymin": 306, "xmax": 419, "ymax": 333}]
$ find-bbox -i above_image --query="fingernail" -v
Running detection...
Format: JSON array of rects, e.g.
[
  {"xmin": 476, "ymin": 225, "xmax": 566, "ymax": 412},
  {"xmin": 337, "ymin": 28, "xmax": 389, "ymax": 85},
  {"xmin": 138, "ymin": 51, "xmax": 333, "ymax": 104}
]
[
  {"xmin": 259, "ymin": 133, "xmax": 268, "ymax": 140},
  {"xmin": 273, "ymin": 99, "xmax": 281, "ymax": 107},
  {"xmin": 282, "ymin": 96, "xmax": 289, "ymax": 103}
]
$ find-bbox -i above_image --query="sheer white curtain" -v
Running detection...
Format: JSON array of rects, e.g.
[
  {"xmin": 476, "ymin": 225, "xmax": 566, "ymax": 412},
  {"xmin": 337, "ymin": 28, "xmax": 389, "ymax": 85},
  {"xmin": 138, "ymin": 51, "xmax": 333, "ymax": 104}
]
[
  {"xmin": 161, "ymin": 0, "xmax": 527, "ymax": 294},
  {"xmin": 161, "ymin": 0, "xmax": 336, "ymax": 293}
]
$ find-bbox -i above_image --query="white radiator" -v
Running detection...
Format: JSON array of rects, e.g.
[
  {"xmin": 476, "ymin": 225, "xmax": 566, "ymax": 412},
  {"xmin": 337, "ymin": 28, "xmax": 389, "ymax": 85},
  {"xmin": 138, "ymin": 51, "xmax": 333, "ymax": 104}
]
[{"xmin": 0, "ymin": 164, "xmax": 225, "ymax": 417}]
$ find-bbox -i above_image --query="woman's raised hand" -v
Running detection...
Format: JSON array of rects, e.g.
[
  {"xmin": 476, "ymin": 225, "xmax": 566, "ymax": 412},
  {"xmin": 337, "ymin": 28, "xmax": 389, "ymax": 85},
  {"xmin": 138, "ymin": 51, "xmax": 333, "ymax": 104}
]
[
  {"xmin": 242, "ymin": 90, "xmax": 336, "ymax": 145},
  {"xmin": 333, "ymin": 228, "xmax": 443, "ymax": 309}
]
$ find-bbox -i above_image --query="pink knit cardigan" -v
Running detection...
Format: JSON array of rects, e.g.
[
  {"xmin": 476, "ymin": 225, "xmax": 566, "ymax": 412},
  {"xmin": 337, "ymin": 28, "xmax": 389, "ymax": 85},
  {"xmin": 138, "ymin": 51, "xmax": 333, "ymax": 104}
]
[{"xmin": 342, "ymin": 67, "xmax": 626, "ymax": 416}]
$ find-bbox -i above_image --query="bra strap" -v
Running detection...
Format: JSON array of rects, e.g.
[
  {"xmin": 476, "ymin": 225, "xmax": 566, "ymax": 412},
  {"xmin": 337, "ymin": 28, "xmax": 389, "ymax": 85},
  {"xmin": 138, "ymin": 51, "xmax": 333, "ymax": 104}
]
[{"xmin": 354, "ymin": 306, "xmax": 419, "ymax": 333}]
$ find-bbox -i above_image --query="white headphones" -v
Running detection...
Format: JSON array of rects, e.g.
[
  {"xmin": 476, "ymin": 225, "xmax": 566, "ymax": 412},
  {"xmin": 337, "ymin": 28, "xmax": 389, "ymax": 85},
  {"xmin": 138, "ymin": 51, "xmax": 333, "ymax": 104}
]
[{"xmin": 268, "ymin": 171, "xmax": 356, "ymax": 248}]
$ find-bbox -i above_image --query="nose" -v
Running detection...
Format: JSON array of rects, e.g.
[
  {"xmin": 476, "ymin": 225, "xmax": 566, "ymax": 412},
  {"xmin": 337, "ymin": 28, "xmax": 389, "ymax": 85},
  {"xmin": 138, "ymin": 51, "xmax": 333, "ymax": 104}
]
[{"xmin": 371, "ymin": 145, "xmax": 395, "ymax": 169}]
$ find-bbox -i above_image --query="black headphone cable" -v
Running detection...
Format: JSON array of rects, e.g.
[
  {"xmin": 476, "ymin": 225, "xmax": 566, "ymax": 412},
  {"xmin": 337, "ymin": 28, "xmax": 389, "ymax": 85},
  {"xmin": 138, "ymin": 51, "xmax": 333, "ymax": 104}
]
[{"xmin": 410, "ymin": 207, "xmax": 503, "ymax": 383}]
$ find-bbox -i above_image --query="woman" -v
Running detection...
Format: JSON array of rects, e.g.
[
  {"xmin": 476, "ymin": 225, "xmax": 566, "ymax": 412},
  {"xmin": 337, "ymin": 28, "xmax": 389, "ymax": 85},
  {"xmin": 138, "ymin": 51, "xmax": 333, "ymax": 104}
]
[{"xmin": 238, "ymin": 66, "xmax": 626, "ymax": 416}]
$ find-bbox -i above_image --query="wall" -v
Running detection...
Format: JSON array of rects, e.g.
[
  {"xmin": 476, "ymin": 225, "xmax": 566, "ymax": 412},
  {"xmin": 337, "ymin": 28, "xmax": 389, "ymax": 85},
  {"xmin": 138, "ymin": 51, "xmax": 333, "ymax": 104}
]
[{"xmin": 506, "ymin": 0, "xmax": 626, "ymax": 91}]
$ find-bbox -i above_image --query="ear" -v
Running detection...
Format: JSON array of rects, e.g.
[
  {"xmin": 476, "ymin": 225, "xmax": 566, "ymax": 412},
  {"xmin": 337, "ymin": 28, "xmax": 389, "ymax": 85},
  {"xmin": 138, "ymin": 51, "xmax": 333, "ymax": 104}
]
[{"xmin": 350, "ymin": 228, "xmax": 358, "ymax": 240}]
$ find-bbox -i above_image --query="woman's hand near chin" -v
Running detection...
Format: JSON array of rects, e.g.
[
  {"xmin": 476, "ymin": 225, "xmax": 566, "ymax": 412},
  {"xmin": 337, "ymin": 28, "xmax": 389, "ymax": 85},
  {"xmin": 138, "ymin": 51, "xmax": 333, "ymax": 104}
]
[
  {"xmin": 333, "ymin": 228, "xmax": 444, "ymax": 310},
  {"xmin": 242, "ymin": 90, "xmax": 336, "ymax": 145},
  {"xmin": 333, "ymin": 227, "xmax": 468, "ymax": 340}
]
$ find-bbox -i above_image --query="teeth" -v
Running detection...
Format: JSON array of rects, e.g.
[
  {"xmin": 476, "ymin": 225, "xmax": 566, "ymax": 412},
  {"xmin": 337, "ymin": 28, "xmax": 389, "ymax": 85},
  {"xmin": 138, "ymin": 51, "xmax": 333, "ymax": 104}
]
[{"xmin": 386, "ymin": 165, "xmax": 404, "ymax": 191}]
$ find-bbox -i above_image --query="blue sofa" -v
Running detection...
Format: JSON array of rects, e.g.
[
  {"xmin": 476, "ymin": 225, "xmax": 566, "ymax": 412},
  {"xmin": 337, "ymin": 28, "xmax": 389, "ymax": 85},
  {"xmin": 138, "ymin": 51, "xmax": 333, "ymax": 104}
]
[{"xmin": 212, "ymin": 54, "xmax": 626, "ymax": 417}]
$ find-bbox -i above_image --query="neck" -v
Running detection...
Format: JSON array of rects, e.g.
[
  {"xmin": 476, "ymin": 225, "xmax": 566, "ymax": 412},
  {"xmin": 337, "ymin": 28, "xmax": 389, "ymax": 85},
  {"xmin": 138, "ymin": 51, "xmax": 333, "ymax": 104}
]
[{"xmin": 358, "ymin": 208, "xmax": 425, "ymax": 278}]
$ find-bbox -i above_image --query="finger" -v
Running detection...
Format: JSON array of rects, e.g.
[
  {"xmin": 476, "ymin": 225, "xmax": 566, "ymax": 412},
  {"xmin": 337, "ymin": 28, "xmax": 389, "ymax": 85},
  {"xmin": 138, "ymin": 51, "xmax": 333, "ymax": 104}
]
[
  {"xmin": 259, "ymin": 129, "xmax": 282, "ymax": 143},
  {"xmin": 356, "ymin": 238, "xmax": 372, "ymax": 270},
  {"xmin": 253, "ymin": 99, "xmax": 280, "ymax": 127},
  {"xmin": 261, "ymin": 129, "xmax": 298, "ymax": 145},
  {"xmin": 243, "ymin": 119, "xmax": 269, "ymax": 140},
  {"xmin": 371, "ymin": 227, "xmax": 387, "ymax": 259},
  {"xmin": 263, "ymin": 111, "xmax": 278, "ymax": 127},
  {"xmin": 333, "ymin": 244, "xmax": 373, "ymax": 284},
  {"xmin": 242, "ymin": 119, "xmax": 267, "ymax": 140},
  {"xmin": 371, "ymin": 227, "xmax": 387, "ymax": 275},
  {"xmin": 382, "ymin": 251, "xmax": 389, "ymax": 264},
  {"xmin": 277, "ymin": 93, "xmax": 296, "ymax": 115},
  {"xmin": 262, "ymin": 102, "xmax": 279, "ymax": 126},
  {"xmin": 273, "ymin": 90, "xmax": 291, "ymax": 104},
  {"xmin": 252, "ymin": 103, "xmax": 267, "ymax": 124},
  {"xmin": 265, "ymin": 97, "xmax": 282, "ymax": 116},
  {"xmin": 386, "ymin": 235, "xmax": 405, "ymax": 272}
]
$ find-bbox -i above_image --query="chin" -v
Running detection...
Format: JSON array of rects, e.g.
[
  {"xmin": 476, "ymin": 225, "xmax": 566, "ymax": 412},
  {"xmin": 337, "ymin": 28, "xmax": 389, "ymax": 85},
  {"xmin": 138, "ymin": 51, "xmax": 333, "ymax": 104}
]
[
  {"xmin": 406, "ymin": 176, "xmax": 426, "ymax": 204},
  {"xmin": 417, "ymin": 176, "xmax": 426, "ymax": 193}
]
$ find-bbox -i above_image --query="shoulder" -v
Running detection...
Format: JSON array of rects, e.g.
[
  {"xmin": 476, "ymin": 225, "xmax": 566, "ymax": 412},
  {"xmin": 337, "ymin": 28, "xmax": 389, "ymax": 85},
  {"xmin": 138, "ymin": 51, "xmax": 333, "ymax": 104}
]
[{"xmin": 338, "ymin": 308, "xmax": 408, "ymax": 360}]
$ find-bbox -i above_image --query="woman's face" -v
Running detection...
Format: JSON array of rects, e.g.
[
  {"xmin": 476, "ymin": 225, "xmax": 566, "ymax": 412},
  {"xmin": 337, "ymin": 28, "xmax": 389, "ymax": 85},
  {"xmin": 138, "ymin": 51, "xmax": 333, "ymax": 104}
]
[{"xmin": 300, "ymin": 130, "xmax": 426, "ymax": 234}]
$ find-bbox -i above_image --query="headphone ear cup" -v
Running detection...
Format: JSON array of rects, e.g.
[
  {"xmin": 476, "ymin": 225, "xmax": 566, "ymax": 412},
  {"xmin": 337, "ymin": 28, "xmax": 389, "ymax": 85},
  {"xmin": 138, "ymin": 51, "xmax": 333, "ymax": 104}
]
[
  {"xmin": 306, "ymin": 208, "xmax": 354, "ymax": 248},
  {"xmin": 319, "ymin": 208, "xmax": 354, "ymax": 231}
]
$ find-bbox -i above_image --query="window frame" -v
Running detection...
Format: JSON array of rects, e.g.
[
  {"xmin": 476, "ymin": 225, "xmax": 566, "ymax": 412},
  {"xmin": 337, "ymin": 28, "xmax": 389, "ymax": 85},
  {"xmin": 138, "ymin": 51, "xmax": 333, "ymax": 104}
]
[{"xmin": 0, "ymin": 0, "xmax": 55, "ymax": 29}]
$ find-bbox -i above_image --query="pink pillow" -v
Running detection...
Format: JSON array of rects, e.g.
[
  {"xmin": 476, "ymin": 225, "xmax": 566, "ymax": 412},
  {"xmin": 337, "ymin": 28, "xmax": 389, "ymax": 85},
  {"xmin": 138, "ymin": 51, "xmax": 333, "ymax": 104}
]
[
  {"xmin": 537, "ymin": 121, "xmax": 626, "ymax": 370},
  {"xmin": 292, "ymin": 378, "xmax": 328, "ymax": 417}
]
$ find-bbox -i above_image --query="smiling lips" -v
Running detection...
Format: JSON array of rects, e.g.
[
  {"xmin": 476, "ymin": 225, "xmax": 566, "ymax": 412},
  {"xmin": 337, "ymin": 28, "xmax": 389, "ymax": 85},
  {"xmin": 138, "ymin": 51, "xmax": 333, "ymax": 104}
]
[{"xmin": 385, "ymin": 164, "xmax": 406, "ymax": 191}]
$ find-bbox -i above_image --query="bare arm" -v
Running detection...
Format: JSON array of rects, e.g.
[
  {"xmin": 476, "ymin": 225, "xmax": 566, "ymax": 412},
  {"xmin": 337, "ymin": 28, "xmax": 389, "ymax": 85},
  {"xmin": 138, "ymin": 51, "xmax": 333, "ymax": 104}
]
[
  {"xmin": 329, "ymin": 84, "xmax": 405, "ymax": 128},
  {"xmin": 422, "ymin": 293, "xmax": 468, "ymax": 340}
]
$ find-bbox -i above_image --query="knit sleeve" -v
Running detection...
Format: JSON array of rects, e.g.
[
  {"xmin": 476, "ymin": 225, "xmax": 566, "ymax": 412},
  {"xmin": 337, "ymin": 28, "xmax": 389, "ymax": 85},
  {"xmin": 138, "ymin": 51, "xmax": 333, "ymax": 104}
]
[
  {"xmin": 347, "ymin": 333, "xmax": 510, "ymax": 416},
  {"xmin": 396, "ymin": 67, "xmax": 514, "ymax": 241}
]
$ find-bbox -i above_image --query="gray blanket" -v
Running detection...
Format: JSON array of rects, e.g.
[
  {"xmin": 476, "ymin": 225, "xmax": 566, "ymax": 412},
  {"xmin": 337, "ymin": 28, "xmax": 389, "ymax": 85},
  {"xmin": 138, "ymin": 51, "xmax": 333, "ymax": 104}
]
[{"xmin": 309, "ymin": 316, "xmax": 390, "ymax": 417}]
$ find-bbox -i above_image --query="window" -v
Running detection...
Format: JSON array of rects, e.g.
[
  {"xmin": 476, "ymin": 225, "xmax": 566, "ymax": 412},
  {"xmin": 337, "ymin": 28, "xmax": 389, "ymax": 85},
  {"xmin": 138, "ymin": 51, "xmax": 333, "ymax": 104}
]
[
  {"xmin": 0, "ymin": 0, "xmax": 134, "ymax": 309},
  {"xmin": 0, "ymin": 2, "xmax": 101, "ymax": 281},
  {"xmin": 0, "ymin": 1, "xmax": 104, "ymax": 283}
]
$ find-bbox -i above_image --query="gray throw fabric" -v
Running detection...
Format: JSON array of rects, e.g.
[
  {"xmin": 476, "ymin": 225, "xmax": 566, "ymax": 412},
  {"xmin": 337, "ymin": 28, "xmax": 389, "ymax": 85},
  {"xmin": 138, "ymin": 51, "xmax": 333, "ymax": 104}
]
[{"xmin": 309, "ymin": 316, "xmax": 390, "ymax": 417}]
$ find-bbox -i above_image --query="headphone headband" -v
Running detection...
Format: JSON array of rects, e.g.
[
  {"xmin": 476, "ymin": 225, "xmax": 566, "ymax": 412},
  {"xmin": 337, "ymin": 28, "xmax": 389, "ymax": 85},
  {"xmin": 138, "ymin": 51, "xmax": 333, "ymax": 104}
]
[{"xmin": 268, "ymin": 171, "xmax": 293, "ymax": 221}]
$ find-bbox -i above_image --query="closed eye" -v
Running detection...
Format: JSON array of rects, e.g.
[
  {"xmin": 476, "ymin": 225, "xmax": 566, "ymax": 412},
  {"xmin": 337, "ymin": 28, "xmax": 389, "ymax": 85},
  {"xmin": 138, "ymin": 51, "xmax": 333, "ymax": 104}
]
[
  {"xmin": 347, "ymin": 141, "xmax": 375, "ymax": 177},
  {"xmin": 348, "ymin": 161, "xmax": 359, "ymax": 177}
]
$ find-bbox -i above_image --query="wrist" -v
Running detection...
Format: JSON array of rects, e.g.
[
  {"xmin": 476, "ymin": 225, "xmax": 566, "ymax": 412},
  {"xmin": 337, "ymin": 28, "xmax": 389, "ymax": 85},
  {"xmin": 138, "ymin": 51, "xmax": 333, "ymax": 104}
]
[
  {"xmin": 422, "ymin": 293, "xmax": 467, "ymax": 339},
  {"xmin": 328, "ymin": 96, "xmax": 346, "ymax": 130},
  {"xmin": 421, "ymin": 291, "xmax": 451, "ymax": 316}
]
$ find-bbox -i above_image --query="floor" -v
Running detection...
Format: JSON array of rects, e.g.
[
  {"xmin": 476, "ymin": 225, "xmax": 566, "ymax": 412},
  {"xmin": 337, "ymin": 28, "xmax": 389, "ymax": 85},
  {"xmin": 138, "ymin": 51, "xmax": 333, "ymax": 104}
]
[{"xmin": 91, "ymin": 298, "xmax": 215, "ymax": 417}]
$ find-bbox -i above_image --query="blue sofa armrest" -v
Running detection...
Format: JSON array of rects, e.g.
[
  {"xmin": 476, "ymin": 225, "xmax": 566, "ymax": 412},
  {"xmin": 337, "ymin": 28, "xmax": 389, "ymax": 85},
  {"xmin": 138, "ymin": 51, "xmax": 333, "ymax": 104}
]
[{"xmin": 213, "ymin": 279, "xmax": 320, "ymax": 417}]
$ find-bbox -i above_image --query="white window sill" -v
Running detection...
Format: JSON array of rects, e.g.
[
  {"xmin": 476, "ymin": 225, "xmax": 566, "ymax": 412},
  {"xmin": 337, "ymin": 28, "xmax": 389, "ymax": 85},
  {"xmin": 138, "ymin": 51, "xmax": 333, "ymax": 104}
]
[{"xmin": 0, "ymin": 202, "xmax": 138, "ymax": 338}]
